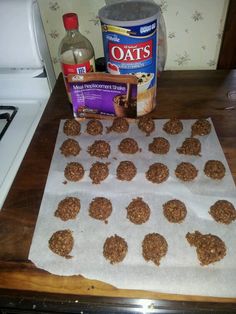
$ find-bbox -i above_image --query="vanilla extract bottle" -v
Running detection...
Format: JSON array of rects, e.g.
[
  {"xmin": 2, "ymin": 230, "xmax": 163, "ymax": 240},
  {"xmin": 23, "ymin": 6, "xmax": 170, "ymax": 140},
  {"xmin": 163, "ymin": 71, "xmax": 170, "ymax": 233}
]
[{"xmin": 59, "ymin": 13, "xmax": 95, "ymax": 102}]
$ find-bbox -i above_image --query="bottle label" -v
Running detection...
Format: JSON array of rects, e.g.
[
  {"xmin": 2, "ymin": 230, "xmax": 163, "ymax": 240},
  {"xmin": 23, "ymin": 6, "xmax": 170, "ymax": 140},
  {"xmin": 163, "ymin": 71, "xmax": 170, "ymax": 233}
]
[{"xmin": 61, "ymin": 58, "xmax": 95, "ymax": 96}]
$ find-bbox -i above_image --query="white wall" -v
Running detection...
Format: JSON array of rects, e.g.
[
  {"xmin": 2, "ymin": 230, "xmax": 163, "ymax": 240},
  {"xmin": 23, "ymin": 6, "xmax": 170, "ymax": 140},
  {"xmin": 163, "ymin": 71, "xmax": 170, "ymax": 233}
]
[{"xmin": 38, "ymin": 0, "xmax": 229, "ymax": 76}]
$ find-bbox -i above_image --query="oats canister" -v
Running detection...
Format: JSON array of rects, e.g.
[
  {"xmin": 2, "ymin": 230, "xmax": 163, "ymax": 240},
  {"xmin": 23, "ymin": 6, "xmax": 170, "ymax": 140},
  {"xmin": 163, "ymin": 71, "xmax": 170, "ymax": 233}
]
[{"xmin": 99, "ymin": 1, "xmax": 160, "ymax": 116}]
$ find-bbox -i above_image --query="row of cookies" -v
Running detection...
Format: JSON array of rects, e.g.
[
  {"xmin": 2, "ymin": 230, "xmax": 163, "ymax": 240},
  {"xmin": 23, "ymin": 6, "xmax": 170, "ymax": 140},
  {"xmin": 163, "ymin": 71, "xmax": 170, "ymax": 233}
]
[
  {"xmin": 60, "ymin": 136, "xmax": 203, "ymax": 157},
  {"xmin": 63, "ymin": 160, "xmax": 226, "ymax": 184},
  {"xmin": 63, "ymin": 116, "xmax": 212, "ymax": 137},
  {"xmin": 54, "ymin": 196, "xmax": 236, "ymax": 225},
  {"xmin": 48, "ymin": 228, "xmax": 227, "ymax": 267}
]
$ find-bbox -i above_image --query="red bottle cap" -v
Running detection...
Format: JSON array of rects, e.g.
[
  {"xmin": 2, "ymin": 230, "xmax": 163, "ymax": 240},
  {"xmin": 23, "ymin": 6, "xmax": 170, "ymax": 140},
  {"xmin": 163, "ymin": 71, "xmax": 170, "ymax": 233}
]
[{"xmin": 63, "ymin": 13, "xmax": 79, "ymax": 30}]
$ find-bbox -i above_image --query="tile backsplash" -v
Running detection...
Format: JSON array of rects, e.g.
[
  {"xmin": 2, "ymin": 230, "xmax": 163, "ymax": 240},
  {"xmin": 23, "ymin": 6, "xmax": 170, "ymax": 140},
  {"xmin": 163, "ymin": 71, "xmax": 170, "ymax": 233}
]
[{"xmin": 38, "ymin": 0, "xmax": 229, "ymax": 77}]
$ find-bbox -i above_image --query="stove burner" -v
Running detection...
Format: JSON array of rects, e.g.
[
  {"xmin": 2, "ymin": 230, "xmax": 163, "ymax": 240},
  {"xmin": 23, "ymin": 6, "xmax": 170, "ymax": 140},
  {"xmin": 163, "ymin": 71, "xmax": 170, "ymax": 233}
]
[{"xmin": 0, "ymin": 105, "xmax": 18, "ymax": 140}]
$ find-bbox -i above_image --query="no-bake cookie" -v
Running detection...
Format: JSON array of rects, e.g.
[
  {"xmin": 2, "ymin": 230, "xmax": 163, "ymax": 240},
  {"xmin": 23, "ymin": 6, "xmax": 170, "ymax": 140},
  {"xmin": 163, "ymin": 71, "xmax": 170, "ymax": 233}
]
[
  {"xmin": 48, "ymin": 229, "xmax": 73, "ymax": 258},
  {"xmin": 186, "ymin": 231, "xmax": 226, "ymax": 266},
  {"xmin": 89, "ymin": 197, "xmax": 112, "ymax": 221},
  {"xmin": 163, "ymin": 118, "xmax": 183, "ymax": 135},
  {"xmin": 142, "ymin": 233, "xmax": 168, "ymax": 266},
  {"xmin": 106, "ymin": 117, "xmax": 129, "ymax": 133},
  {"xmin": 103, "ymin": 234, "xmax": 128, "ymax": 264},
  {"xmin": 55, "ymin": 197, "xmax": 81, "ymax": 221},
  {"xmin": 126, "ymin": 197, "xmax": 150, "ymax": 224},
  {"xmin": 177, "ymin": 138, "xmax": 201, "ymax": 156},
  {"xmin": 163, "ymin": 199, "xmax": 187, "ymax": 223},
  {"xmin": 137, "ymin": 116, "xmax": 155, "ymax": 136},
  {"xmin": 89, "ymin": 162, "xmax": 109, "ymax": 184},
  {"xmin": 116, "ymin": 161, "xmax": 137, "ymax": 181},
  {"xmin": 60, "ymin": 138, "xmax": 81, "ymax": 157},
  {"xmin": 63, "ymin": 119, "xmax": 81, "ymax": 136},
  {"xmin": 146, "ymin": 163, "xmax": 169, "ymax": 183},
  {"xmin": 209, "ymin": 200, "xmax": 236, "ymax": 224},
  {"xmin": 118, "ymin": 138, "xmax": 139, "ymax": 154},
  {"xmin": 86, "ymin": 119, "xmax": 103, "ymax": 135},
  {"xmin": 191, "ymin": 119, "xmax": 211, "ymax": 137},
  {"xmin": 204, "ymin": 160, "xmax": 226, "ymax": 180},
  {"xmin": 148, "ymin": 137, "xmax": 170, "ymax": 154},
  {"xmin": 64, "ymin": 162, "xmax": 84, "ymax": 181},
  {"xmin": 175, "ymin": 162, "xmax": 198, "ymax": 181},
  {"xmin": 87, "ymin": 140, "xmax": 111, "ymax": 158}
]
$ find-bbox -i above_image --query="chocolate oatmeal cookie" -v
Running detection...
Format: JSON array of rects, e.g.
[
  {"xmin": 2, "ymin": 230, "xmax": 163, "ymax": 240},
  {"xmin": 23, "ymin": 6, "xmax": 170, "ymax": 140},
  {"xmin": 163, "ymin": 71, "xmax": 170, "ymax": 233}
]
[
  {"xmin": 126, "ymin": 197, "xmax": 150, "ymax": 224},
  {"xmin": 89, "ymin": 197, "xmax": 112, "ymax": 221},
  {"xmin": 118, "ymin": 138, "xmax": 139, "ymax": 154},
  {"xmin": 177, "ymin": 138, "xmax": 201, "ymax": 156},
  {"xmin": 191, "ymin": 119, "xmax": 211, "ymax": 137},
  {"xmin": 87, "ymin": 140, "xmax": 111, "ymax": 158},
  {"xmin": 86, "ymin": 119, "xmax": 103, "ymax": 135},
  {"xmin": 49, "ymin": 229, "xmax": 73, "ymax": 258},
  {"xmin": 116, "ymin": 161, "xmax": 137, "ymax": 181},
  {"xmin": 142, "ymin": 233, "xmax": 168, "ymax": 266},
  {"xmin": 163, "ymin": 199, "xmax": 187, "ymax": 223},
  {"xmin": 55, "ymin": 197, "xmax": 81, "ymax": 221},
  {"xmin": 186, "ymin": 231, "xmax": 226, "ymax": 266},
  {"xmin": 163, "ymin": 118, "xmax": 183, "ymax": 135},
  {"xmin": 89, "ymin": 162, "xmax": 109, "ymax": 184},
  {"xmin": 204, "ymin": 160, "xmax": 226, "ymax": 180},
  {"xmin": 146, "ymin": 163, "xmax": 169, "ymax": 184},
  {"xmin": 60, "ymin": 138, "xmax": 81, "ymax": 157},
  {"xmin": 148, "ymin": 137, "xmax": 170, "ymax": 154},
  {"xmin": 175, "ymin": 162, "xmax": 198, "ymax": 181},
  {"xmin": 64, "ymin": 162, "xmax": 84, "ymax": 181},
  {"xmin": 137, "ymin": 116, "xmax": 155, "ymax": 136},
  {"xmin": 63, "ymin": 119, "xmax": 81, "ymax": 136},
  {"xmin": 103, "ymin": 234, "xmax": 128, "ymax": 264},
  {"xmin": 106, "ymin": 117, "xmax": 129, "ymax": 133},
  {"xmin": 209, "ymin": 200, "xmax": 236, "ymax": 224}
]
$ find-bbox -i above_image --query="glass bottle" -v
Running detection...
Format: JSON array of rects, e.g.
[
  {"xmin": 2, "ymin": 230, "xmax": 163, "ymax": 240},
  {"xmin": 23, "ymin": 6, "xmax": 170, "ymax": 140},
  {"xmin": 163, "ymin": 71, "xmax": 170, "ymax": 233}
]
[{"xmin": 59, "ymin": 13, "xmax": 95, "ymax": 102}]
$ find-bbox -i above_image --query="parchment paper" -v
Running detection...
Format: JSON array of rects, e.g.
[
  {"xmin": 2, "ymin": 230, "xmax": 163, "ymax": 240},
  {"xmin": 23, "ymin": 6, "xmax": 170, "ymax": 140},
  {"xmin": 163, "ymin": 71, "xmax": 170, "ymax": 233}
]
[{"xmin": 29, "ymin": 119, "xmax": 236, "ymax": 298}]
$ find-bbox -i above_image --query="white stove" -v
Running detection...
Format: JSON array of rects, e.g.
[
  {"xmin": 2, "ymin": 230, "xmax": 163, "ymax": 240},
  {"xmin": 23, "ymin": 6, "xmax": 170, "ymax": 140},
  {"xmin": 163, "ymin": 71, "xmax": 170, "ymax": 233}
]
[{"xmin": 0, "ymin": 0, "xmax": 56, "ymax": 208}]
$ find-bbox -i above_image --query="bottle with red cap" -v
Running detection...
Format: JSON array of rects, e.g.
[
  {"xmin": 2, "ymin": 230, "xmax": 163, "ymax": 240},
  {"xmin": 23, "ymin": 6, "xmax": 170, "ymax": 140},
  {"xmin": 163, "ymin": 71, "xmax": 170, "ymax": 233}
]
[{"xmin": 59, "ymin": 13, "xmax": 95, "ymax": 102}]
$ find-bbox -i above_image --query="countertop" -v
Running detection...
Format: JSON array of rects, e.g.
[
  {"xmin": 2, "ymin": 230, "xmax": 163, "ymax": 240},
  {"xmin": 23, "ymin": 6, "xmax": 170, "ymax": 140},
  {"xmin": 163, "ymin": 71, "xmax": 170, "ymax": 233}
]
[{"xmin": 1, "ymin": 71, "xmax": 236, "ymax": 312}]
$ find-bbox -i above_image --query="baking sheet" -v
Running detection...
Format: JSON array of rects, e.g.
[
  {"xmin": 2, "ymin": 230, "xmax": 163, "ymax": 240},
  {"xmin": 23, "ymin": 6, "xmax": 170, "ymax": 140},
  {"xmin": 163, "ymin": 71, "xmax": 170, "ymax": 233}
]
[{"xmin": 29, "ymin": 119, "xmax": 236, "ymax": 298}]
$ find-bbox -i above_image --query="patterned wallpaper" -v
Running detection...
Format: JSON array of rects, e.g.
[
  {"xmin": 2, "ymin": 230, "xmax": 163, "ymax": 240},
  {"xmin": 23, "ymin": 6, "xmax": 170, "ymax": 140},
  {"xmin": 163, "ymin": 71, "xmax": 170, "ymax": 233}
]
[{"xmin": 38, "ymin": 0, "xmax": 229, "ymax": 77}]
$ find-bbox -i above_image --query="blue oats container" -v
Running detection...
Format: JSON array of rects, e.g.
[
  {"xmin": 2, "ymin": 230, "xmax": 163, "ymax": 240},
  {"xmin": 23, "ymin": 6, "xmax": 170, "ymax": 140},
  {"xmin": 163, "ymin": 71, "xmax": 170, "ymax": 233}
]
[{"xmin": 99, "ymin": 1, "xmax": 160, "ymax": 116}]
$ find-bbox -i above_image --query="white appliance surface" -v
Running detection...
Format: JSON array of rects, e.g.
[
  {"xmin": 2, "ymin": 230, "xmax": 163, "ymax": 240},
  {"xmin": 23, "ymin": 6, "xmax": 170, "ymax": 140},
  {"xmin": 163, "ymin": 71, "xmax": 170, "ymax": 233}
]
[
  {"xmin": 0, "ymin": 0, "xmax": 56, "ymax": 209},
  {"xmin": 0, "ymin": 98, "xmax": 48, "ymax": 209},
  {"xmin": 0, "ymin": 0, "xmax": 43, "ymax": 68}
]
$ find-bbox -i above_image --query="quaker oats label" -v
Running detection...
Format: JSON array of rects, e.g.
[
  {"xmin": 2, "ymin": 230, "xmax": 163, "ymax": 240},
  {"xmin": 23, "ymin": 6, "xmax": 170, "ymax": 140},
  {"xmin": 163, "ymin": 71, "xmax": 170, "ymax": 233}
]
[{"xmin": 100, "ymin": 17, "xmax": 158, "ymax": 116}]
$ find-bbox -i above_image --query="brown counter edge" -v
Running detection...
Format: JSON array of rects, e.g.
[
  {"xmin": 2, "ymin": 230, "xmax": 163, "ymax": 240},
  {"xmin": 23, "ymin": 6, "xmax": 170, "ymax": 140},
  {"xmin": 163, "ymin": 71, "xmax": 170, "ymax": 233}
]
[{"xmin": 0, "ymin": 262, "xmax": 236, "ymax": 304}]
